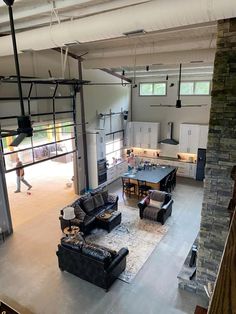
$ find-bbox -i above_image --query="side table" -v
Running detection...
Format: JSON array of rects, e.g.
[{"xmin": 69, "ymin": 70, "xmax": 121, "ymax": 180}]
[{"xmin": 63, "ymin": 226, "xmax": 80, "ymax": 237}]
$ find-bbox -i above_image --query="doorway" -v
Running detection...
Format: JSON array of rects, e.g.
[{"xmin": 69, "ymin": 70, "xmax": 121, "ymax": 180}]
[{"xmin": 5, "ymin": 156, "xmax": 77, "ymax": 228}]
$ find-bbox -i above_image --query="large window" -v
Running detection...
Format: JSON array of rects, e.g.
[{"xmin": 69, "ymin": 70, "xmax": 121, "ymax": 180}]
[
  {"xmin": 180, "ymin": 81, "xmax": 211, "ymax": 95},
  {"xmin": 139, "ymin": 82, "xmax": 166, "ymax": 96},
  {"xmin": 105, "ymin": 130, "xmax": 124, "ymax": 166},
  {"xmin": 0, "ymin": 81, "xmax": 77, "ymax": 172}
]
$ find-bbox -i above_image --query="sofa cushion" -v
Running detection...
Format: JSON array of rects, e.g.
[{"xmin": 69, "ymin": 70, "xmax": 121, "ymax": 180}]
[
  {"xmin": 143, "ymin": 207, "xmax": 161, "ymax": 220},
  {"xmin": 149, "ymin": 190, "xmax": 166, "ymax": 202},
  {"xmin": 83, "ymin": 197, "xmax": 95, "ymax": 213},
  {"xmin": 74, "ymin": 204, "xmax": 86, "ymax": 220},
  {"xmin": 93, "ymin": 193, "xmax": 105, "ymax": 208},
  {"xmin": 83, "ymin": 215, "xmax": 96, "ymax": 227},
  {"xmin": 79, "ymin": 193, "xmax": 91, "ymax": 209},
  {"xmin": 81, "ymin": 244, "xmax": 112, "ymax": 267}
]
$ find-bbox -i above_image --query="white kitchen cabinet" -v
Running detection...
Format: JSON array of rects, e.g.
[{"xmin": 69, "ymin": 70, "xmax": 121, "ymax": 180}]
[
  {"xmin": 127, "ymin": 121, "xmax": 160, "ymax": 149},
  {"xmin": 125, "ymin": 122, "xmax": 133, "ymax": 147},
  {"xmin": 179, "ymin": 123, "xmax": 209, "ymax": 154},
  {"xmin": 179, "ymin": 124, "xmax": 200, "ymax": 154},
  {"xmin": 199, "ymin": 125, "xmax": 209, "ymax": 149},
  {"xmin": 107, "ymin": 161, "xmax": 128, "ymax": 184},
  {"xmin": 189, "ymin": 163, "xmax": 197, "ymax": 178},
  {"xmin": 132, "ymin": 122, "xmax": 142, "ymax": 148}
]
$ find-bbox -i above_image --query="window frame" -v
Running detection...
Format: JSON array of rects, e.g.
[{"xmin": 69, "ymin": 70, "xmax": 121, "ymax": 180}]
[
  {"xmin": 139, "ymin": 82, "xmax": 167, "ymax": 97},
  {"xmin": 180, "ymin": 80, "xmax": 211, "ymax": 96}
]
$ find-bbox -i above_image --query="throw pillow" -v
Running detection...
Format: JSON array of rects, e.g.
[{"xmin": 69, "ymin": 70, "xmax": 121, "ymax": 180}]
[
  {"xmin": 144, "ymin": 196, "xmax": 150, "ymax": 206},
  {"xmin": 74, "ymin": 205, "xmax": 86, "ymax": 220},
  {"xmin": 83, "ymin": 197, "xmax": 95, "ymax": 213},
  {"xmin": 79, "ymin": 193, "xmax": 91, "ymax": 208},
  {"xmin": 149, "ymin": 199, "xmax": 163, "ymax": 209},
  {"xmin": 101, "ymin": 190, "xmax": 108, "ymax": 203},
  {"xmin": 107, "ymin": 193, "xmax": 117, "ymax": 203},
  {"xmin": 93, "ymin": 193, "xmax": 105, "ymax": 208}
]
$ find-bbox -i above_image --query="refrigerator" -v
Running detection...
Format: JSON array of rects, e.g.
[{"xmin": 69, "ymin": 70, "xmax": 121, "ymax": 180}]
[{"xmin": 196, "ymin": 148, "xmax": 206, "ymax": 181}]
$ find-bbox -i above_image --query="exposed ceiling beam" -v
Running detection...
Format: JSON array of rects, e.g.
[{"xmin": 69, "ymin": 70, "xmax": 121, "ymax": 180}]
[
  {"xmin": 100, "ymin": 68, "xmax": 132, "ymax": 83},
  {"xmin": 83, "ymin": 48, "xmax": 216, "ymax": 69}
]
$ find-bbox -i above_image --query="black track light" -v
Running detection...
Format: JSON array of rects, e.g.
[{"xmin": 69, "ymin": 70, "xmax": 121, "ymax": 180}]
[
  {"xmin": 176, "ymin": 99, "xmax": 182, "ymax": 108},
  {"xmin": 122, "ymin": 69, "xmax": 125, "ymax": 76},
  {"xmin": 146, "ymin": 65, "xmax": 149, "ymax": 71},
  {"xmin": 166, "ymin": 75, "xmax": 169, "ymax": 81}
]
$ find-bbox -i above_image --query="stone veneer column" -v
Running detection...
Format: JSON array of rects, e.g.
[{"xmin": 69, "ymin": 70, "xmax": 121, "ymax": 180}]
[{"xmin": 196, "ymin": 18, "xmax": 236, "ymax": 292}]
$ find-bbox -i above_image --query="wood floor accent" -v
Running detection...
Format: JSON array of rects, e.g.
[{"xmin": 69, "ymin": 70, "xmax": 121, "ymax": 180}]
[
  {"xmin": 207, "ymin": 210, "xmax": 236, "ymax": 314},
  {"xmin": 194, "ymin": 305, "xmax": 207, "ymax": 314}
]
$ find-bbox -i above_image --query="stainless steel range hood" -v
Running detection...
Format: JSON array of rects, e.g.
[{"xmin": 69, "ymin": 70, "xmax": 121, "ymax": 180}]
[{"xmin": 159, "ymin": 122, "xmax": 179, "ymax": 145}]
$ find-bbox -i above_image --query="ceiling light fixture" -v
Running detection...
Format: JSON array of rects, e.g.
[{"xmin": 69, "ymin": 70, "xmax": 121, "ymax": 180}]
[
  {"xmin": 122, "ymin": 69, "xmax": 125, "ymax": 76},
  {"xmin": 123, "ymin": 29, "xmax": 146, "ymax": 37},
  {"xmin": 176, "ymin": 63, "xmax": 182, "ymax": 108},
  {"xmin": 146, "ymin": 65, "xmax": 149, "ymax": 72}
]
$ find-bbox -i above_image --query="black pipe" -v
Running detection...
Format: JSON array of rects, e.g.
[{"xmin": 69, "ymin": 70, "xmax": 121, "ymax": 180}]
[{"xmin": 7, "ymin": 3, "xmax": 25, "ymax": 116}]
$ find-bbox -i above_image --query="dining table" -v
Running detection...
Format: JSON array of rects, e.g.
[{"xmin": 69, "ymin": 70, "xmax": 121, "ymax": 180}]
[{"xmin": 121, "ymin": 165, "xmax": 176, "ymax": 191}]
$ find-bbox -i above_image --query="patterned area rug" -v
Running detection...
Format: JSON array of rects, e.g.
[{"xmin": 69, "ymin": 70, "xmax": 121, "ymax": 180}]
[{"xmin": 85, "ymin": 203, "xmax": 169, "ymax": 283}]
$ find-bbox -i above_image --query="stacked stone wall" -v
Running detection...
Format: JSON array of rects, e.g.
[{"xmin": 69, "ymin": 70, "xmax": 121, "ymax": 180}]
[{"xmin": 196, "ymin": 18, "xmax": 236, "ymax": 291}]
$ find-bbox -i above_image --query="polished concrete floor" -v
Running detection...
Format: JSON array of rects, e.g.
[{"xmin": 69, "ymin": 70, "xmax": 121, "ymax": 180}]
[{"xmin": 0, "ymin": 177, "xmax": 208, "ymax": 314}]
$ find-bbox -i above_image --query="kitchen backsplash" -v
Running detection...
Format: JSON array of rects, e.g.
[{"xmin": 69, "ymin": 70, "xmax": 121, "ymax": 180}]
[{"xmin": 131, "ymin": 147, "xmax": 197, "ymax": 162}]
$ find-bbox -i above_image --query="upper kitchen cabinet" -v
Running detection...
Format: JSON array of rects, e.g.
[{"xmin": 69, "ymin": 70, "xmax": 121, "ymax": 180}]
[
  {"xmin": 127, "ymin": 121, "xmax": 160, "ymax": 149},
  {"xmin": 179, "ymin": 123, "xmax": 208, "ymax": 154},
  {"xmin": 199, "ymin": 125, "xmax": 209, "ymax": 149}
]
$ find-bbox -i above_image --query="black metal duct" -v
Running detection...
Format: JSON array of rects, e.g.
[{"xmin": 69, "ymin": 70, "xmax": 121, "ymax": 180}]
[{"xmin": 159, "ymin": 122, "xmax": 179, "ymax": 145}]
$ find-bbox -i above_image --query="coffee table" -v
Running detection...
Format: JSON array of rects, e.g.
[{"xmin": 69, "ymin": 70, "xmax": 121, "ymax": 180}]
[{"xmin": 96, "ymin": 211, "xmax": 121, "ymax": 233}]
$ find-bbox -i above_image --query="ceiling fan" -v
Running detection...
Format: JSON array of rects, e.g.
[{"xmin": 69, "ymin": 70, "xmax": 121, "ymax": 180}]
[
  {"xmin": 0, "ymin": 0, "xmax": 33, "ymax": 146},
  {"xmin": 150, "ymin": 63, "xmax": 208, "ymax": 108}
]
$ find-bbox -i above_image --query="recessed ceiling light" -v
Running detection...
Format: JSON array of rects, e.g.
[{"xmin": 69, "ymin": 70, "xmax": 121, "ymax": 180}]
[
  {"xmin": 123, "ymin": 29, "xmax": 146, "ymax": 37},
  {"xmin": 63, "ymin": 41, "xmax": 80, "ymax": 47},
  {"xmin": 190, "ymin": 60, "xmax": 204, "ymax": 63},
  {"xmin": 20, "ymin": 49, "xmax": 34, "ymax": 53}
]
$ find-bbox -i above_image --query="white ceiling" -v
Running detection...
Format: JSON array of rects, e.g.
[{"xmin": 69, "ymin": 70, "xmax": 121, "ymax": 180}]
[{"xmin": 0, "ymin": 0, "xmax": 235, "ymax": 77}]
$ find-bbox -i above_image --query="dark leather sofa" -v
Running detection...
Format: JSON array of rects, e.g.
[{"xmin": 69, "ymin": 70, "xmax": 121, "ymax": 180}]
[
  {"xmin": 138, "ymin": 190, "xmax": 173, "ymax": 225},
  {"xmin": 59, "ymin": 189, "xmax": 119, "ymax": 234},
  {"xmin": 56, "ymin": 236, "xmax": 129, "ymax": 290}
]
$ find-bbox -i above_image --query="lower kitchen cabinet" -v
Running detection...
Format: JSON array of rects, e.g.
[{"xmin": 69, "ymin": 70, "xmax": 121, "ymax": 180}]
[{"xmin": 107, "ymin": 161, "xmax": 128, "ymax": 184}]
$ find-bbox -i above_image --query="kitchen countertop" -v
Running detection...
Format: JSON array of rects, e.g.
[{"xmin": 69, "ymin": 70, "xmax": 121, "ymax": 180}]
[{"xmin": 136, "ymin": 155, "xmax": 196, "ymax": 164}]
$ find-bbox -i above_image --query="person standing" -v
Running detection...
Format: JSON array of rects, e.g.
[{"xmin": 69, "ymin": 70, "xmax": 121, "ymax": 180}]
[{"xmin": 15, "ymin": 157, "xmax": 32, "ymax": 193}]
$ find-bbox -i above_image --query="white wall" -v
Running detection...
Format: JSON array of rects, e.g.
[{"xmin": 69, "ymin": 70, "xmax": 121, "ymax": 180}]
[
  {"xmin": 132, "ymin": 75, "xmax": 211, "ymax": 156},
  {"xmin": 82, "ymin": 68, "xmax": 131, "ymax": 134}
]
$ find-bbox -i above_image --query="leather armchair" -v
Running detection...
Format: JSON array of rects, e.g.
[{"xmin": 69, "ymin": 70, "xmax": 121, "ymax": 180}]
[{"xmin": 138, "ymin": 190, "xmax": 173, "ymax": 225}]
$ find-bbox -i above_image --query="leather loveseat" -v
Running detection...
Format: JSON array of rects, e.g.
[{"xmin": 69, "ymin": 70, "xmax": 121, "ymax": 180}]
[
  {"xmin": 138, "ymin": 190, "xmax": 173, "ymax": 225},
  {"xmin": 56, "ymin": 236, "xmax": 129, "ymax": 290},
  {"xmin": 59, "ymin": 189, "xmax": 119, "ymax": 234}
]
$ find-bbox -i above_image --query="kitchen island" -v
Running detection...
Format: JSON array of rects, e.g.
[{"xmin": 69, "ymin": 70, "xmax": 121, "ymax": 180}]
[{"xmin": 121, "ymin": 166, "xmax": 176, "ymax": 191}]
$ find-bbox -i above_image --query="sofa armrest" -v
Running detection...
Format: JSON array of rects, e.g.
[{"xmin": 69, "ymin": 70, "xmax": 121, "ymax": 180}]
[
  {"xmin": 106, "ymin": 247, "xmax": 129, "ymax": 272},
  {"xmin": 162, "ymin": 199, "xmax": 173, "ymax": 210},
  {"xmin": 138, "ymin": 196, "xmax": 149, "ymax": 219}
]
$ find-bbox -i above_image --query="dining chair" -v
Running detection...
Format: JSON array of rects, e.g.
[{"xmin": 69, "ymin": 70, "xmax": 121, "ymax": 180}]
[
  {"xmin": 160, "ymin": 173, "xmax": 172, "ymax": 193},
  {"xmin": 121, "ymin": 177, "xmax": 136, "ymax": 198},
  {"xmin": 137, "ymin": 180, "xmax": 152, "ymax": 198},
  {"xmin": 169, "ymin": 167, "xmax": 178, "ymax": 191}
]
